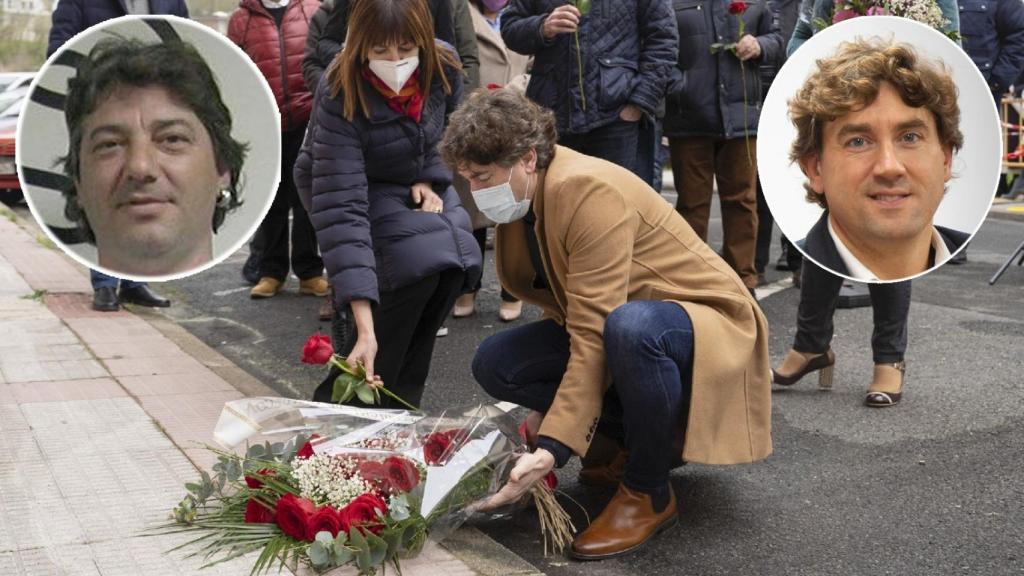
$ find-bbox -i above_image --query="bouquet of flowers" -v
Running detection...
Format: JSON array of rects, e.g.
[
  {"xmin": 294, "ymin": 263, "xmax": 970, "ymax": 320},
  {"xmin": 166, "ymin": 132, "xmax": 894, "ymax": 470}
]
[
  {"xmin": 816, "ymin": 0, "xmax": 956, "ymax": 39},
  {"xmin": 155, "ymin": 397, "xmax": 573, "ymax": 575}
]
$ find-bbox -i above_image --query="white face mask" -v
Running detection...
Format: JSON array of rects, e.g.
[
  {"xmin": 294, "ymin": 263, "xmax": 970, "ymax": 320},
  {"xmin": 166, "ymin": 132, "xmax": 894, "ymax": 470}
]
[
  {"xmin": 367, "ymin": 55, "xmax": 419, "ymax": 94},
  {"xmin": 472, "ymin": 165, "xmax": 532, "ymax": 224},
  {"xmin": 261, "ymin": 0, "xmax": 289, "ymax": 7}
]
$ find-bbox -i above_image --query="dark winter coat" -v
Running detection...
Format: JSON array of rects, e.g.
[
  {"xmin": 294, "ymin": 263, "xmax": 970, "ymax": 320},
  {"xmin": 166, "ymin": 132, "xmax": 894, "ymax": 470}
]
[
  {"xmin": 959, "ymin": 0, "xmax": 1024, "ymax": 97},
  {"xmin": 228, "ymin": 0, "xmax": 318, "ymax": 131},
  {"xmin": 500, "ymin": 0, "xmax": 678, "ymax": 136},
  {"xmin": 663, "ymin": 0, "xmax": 783, "ymax": 140},
  {"xmin": 294, "ymin": 56, "xmax": 482, "ymax": 305},
  {"xmin": 314, "ymin": 0, "xmax": 456, "ymax": 78},
  {"xmin": 47, "ymin": 0, "xmax": 189, "ymax": 56}
]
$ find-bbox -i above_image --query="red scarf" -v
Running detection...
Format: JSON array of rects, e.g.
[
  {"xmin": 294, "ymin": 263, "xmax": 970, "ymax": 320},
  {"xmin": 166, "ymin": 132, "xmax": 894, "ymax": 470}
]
[{"xmin": 362, "ymin": 66, "xmax": 424, "ymax": 123}]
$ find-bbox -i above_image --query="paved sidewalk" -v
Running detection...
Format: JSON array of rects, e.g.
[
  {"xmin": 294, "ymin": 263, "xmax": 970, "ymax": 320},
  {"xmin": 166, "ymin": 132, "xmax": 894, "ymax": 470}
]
[{"xmin": 0, "ymin": 208, "xmax": 536, "ymax": 576}]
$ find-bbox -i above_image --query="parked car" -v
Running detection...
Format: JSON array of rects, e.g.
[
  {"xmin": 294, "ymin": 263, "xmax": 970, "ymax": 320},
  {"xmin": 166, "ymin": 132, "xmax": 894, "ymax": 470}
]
[
  {"xmin": 0, "ymin": 92, "xmax": 24, "ymax": 205},
  {"xmin": 0, "ymin": 73, "xmax": 33, "ymax": 94}
]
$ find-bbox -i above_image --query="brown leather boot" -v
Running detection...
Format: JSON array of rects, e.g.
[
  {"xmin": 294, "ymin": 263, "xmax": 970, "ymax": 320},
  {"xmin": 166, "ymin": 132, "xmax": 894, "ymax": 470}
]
[{"xmin": 570, "ymin": 484, "xmax": 678, "ymax": 560}]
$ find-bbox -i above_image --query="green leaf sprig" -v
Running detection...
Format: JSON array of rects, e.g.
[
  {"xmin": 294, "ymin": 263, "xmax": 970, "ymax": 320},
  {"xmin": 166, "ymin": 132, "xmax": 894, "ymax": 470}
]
[{"xmin": 330, "ymin": 355, "xmax": 419, "ymax": 411}]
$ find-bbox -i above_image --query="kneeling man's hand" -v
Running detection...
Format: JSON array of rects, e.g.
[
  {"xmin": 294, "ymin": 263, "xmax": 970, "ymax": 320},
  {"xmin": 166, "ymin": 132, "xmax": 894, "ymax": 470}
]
[{"xmin": 477, "ymin": 448, "xmax": 555, "ymax": 510}]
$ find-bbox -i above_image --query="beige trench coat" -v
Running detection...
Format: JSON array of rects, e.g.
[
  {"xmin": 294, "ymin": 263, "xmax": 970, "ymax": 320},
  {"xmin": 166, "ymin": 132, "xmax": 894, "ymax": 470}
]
[{"xmin": 494, "ymin": 146, "xmax": 773, "ymax": 465}]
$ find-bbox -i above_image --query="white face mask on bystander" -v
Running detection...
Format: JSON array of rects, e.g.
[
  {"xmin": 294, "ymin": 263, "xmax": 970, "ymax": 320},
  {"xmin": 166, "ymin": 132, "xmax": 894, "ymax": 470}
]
[{"xmin": 367, "ymin": 56, "xmax": 419, "ymax": 94}]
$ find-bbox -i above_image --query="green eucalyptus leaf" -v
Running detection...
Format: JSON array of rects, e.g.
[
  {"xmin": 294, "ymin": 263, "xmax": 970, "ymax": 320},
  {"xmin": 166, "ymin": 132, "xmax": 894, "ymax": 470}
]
[
  {"xmin": 185, "ymin": 482, "xmax": 201, "ymax": 494},
  {"xmin": 365, "ymin": 531, "xmax": 388, "ymax": 567},
  {"xmin": 308, "ymin": 541, "xmax": 330, "ymax": 568},
  {"xmin": 247, "ymin": 444, "xmax": 266, "ymax": 458},
  {"xmin": 315, "ymin": 531, "xmax": 335, "ymax": 546},
  {"xmin": 332, "ymin": 537, "xmax": 354, "ymax": 565}
]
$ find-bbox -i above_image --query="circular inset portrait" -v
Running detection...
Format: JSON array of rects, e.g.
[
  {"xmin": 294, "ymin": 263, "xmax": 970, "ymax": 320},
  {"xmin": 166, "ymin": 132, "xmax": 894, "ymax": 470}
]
[
  {"xmin": 758, "ymin": 16, "xmax": 1001, "ymax": 283},
  {"xmin": 16, "ymin": 15, "xmax": 280, "ymax": 282}
]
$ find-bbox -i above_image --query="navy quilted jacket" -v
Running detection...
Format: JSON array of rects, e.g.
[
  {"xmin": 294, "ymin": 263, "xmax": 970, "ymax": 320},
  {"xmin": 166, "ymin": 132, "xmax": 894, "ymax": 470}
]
[
  {"xmin": 501, "ymin": 0, "xmax": 678, "ymax": 136},
  {"xmin": 294, "ymin": 60, "xmax": 482, "ymax": 306},
  {"xmin": 960, "ymin": 0, "xmax": 1024, "ymax": 97},
  {"xmin": 47, "ymin": 0, "xmax": 189, "ymax": 56},
  {"xmin": 663, "ymin": 0, "xmax": 782, "ymax": 139}
]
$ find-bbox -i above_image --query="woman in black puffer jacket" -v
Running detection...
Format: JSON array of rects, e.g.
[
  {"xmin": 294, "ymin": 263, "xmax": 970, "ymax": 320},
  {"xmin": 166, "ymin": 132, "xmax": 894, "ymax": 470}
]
[{"xmin": 295, "ymin": 0, "xmax": 481, "ymax": 408}]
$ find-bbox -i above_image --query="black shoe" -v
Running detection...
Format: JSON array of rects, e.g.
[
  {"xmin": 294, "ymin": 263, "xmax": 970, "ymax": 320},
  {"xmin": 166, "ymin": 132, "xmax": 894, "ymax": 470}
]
[
  {"xmin": 774, "ymin": 245, "xmax": 792, "ymax": 271},
  {"xmin": 242, "ymin": 252, "xmax": 261, "ymax": 284},
  {"xmin": 118, "ymin": 285, "xmax": 171, "ymax": 308},
  {"xmin": 92, "ymin": 286, "xmax": 120, "ymax": 312}
]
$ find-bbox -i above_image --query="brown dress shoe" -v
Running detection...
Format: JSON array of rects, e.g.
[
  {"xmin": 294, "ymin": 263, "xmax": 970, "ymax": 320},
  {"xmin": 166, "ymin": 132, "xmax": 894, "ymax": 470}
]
[{"xmin": 570, "ymin": 484, "xmax": 678, "ymax": 560}]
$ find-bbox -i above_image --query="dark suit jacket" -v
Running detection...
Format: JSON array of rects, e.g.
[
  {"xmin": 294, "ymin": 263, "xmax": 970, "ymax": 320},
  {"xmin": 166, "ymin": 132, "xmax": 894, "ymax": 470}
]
[
  {"xmin": 797, "ymin": 210, "xmax": 970, "ymax": 277},
  {"xmin": 47, "ymin": 0, "xmax": 190, "ymax": 56}
]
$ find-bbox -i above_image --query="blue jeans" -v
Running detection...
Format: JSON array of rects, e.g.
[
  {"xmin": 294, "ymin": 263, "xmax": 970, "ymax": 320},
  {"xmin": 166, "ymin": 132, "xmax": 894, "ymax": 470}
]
[
  {"xmin": 472, "ymin": 301, "xmax": 694, "ymax": 492},
  {"xmin": 90, "ymin": 270, "xmax": 145, "ymax": 291}
]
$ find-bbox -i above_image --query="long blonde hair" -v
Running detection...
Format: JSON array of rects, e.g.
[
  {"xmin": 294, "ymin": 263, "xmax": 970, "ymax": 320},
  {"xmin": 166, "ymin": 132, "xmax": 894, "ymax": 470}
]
[{"xmin": 325, "ymin": 0, "xmax": 461, "ymax": 121}]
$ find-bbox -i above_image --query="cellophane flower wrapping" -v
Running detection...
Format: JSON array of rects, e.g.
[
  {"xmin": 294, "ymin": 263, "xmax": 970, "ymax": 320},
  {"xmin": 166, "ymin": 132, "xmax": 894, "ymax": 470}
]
[{"xmin": 160, "ymin": 398, "xmax": 529, "ymax": 575}]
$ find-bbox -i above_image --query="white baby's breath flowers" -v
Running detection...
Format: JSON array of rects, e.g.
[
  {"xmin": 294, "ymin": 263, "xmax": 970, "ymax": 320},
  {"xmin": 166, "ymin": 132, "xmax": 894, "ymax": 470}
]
[
  {"xmin": 292, "ymin": 454, "xmax": 373, "ymax": 509},
  {"xmin": 883, "ymin": 0, "xmax": 947, "ymax": 30}
]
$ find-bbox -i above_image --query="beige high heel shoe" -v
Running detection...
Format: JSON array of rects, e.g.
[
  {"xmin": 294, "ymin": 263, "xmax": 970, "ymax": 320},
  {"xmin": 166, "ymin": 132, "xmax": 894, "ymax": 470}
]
[{"xmin": 771, "ymin": 348, "xmax": 836, "ymax": 390}]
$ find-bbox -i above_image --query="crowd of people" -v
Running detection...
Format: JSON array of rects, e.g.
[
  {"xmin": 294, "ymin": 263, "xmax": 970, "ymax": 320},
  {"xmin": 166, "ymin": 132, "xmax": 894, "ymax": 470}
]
[{"xmin": 44, "ymin": 0, "xmax": 1023, "ymax": 562}]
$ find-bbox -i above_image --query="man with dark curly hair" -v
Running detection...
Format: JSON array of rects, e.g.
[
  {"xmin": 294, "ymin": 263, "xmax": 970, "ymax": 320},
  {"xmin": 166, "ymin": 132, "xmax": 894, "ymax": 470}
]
[
  {"xmin": 60, "ymin": 38, "xmax": 248, "ymax": 279},
  {"xmin": 789, "ymin": 38, "xmax": 967, "ymax": 281},
  {"xmin": 441, "ymin": 88, "xmax": 771, "ymax": 560}
]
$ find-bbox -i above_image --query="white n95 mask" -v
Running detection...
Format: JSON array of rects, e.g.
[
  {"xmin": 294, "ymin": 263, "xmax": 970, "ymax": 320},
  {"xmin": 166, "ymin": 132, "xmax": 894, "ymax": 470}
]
[
  {"xmin": 368, "ymin": 56, "xmax": 419, "ymax": 94},
  {"xmin": 472, "ymin": 166, "xmax": 531, "ymax": 224}
]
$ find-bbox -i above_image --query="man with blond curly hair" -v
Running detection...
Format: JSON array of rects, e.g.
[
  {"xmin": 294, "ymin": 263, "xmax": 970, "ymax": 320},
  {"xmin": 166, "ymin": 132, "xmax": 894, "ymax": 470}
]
[{"xmin": 789, "ymin": 37, "xmax": 968, "ymax": 281}]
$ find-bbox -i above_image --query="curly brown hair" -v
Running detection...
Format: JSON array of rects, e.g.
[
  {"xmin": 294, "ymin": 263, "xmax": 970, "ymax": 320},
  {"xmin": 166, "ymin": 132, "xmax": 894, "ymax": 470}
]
[
  {"xmin": 788, "ymin": 37, "xmax": 963, "ymax": 208},
  {"xmin": 440, "ymin": 88, "xmax": 558, "ymax": 171}
]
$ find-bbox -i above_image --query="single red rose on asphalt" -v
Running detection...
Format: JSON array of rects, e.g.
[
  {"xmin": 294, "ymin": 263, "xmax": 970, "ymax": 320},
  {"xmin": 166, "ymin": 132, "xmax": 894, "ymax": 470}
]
[
  {"xmin": 301, "ymin": 333, "xmax": 334, "ymax": 365},
  {"xmin": 384, "ymin": 456, "xmax": 420, "ymax": 492},
  {"xmin": 423, "ymin": 432, "xmax": 452, "ymax": 465},
  {"xmin": 728, "ymin": 1, "xmax": 747, "ymax": 14},
  {"xmin": 358, "ymin": 460, "xmax": 390, "ymax": 492},
  {"xmin": 306, "ymin": 505, "xmax": 347, "ymax": 539},
  {"xmin": 342, "ymin": 493, "xmax": 388, "ymax": 534},
  {"xmin": 244, "ymin": 468, "xmax": 276, "ymax": 489},
  {"xmin": 244, "ymin": 498, "xmax": 276, "ymax": 524},
  {"xmin": 275, "ymin": 493, "xmax": 318, "ymax": 541},
  {"xmin": 296, "ymin": 434, "xmax": 322, "ymax": 459}
]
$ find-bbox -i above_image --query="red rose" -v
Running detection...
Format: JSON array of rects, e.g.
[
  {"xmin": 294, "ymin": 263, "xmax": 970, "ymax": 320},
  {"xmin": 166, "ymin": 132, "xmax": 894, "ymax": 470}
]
[
  {"xmin": 244, "ymin": 498, "xmax": 276, "ymax": 523},
  {"xmin": 728, "ymin": 1, "xmax": 747, "ymax": 14},
  {"xmin": 244, "ymin": 468, "xmax": 276, "ymax": 489},
  {"xmin": 423, "ymin": 432, "xmax": 452, "ymax": 465},
  {"xmin": 342, "ymin": 493, "xmax": 388, "ymax": 534},
  {"xmin": 301, "ymin": 333, "xmax": 334, "ymax": 365},
  {"xmin": 296, "ymin": 434, "xmax": 321, "ymax": 459},
  {"xmin": 306, "ymin": 506, "xmax": 348, "ymax": 540},
  {"xmin": 275, "ymin": 493, "xmax": 318, "ymax": 541},
  {"xmin": 384, "ymin": 456, "xmax": 420, "ymax": 493},
  {"xmin": 358, "ymin": 460, "xmax": 390, "ymax": 492},
  {"xmin": 541, "ymin": 471, "xmax": 558, "ymax": 492},
  {"xmin": 444, "ymin": 428, "xmax": 469, "ymax": 447}
]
